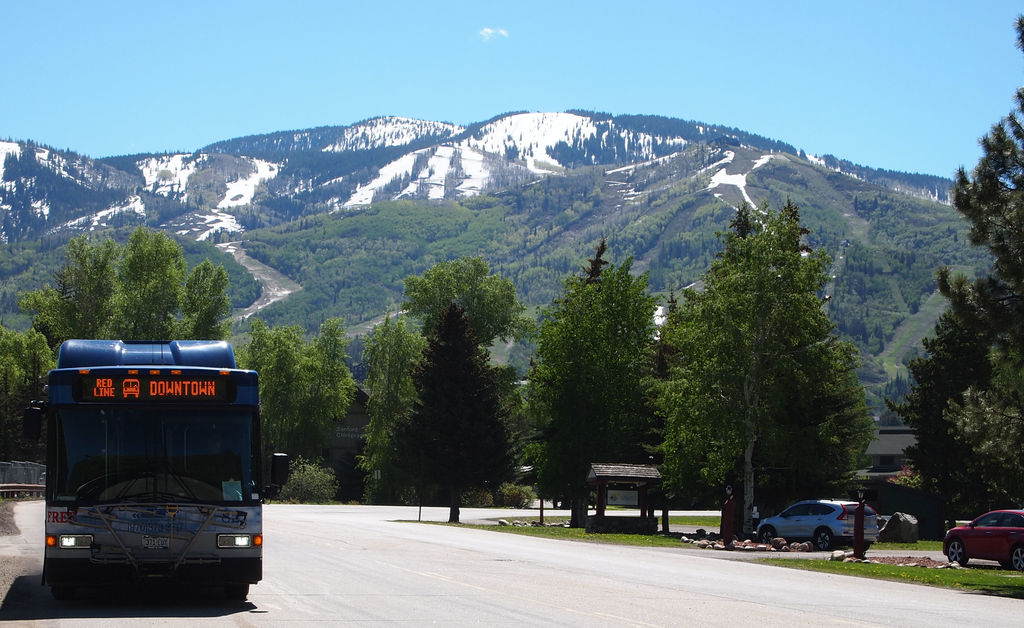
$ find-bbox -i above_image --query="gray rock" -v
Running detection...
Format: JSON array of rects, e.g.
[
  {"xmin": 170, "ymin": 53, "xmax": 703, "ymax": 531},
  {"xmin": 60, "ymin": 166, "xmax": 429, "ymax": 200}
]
[{"xmin": 877, "ymin": 512, "xmax": 919, "ymax": 543}]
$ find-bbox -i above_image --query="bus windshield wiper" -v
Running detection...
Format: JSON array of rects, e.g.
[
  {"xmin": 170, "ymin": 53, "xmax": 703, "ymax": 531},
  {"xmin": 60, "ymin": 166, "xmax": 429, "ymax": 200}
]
[{"xmin": 159, "ymin": 463, "xmax": 201, "ymax": 503}]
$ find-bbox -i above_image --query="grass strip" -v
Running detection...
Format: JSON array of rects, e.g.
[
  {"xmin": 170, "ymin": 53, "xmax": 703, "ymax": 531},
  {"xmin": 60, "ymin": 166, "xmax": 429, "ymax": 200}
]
[
  {"xmin": 424, "ymin": 521, "xmax": 690, "ymax": 548},
  {"xmin": 496, "ymin": 515, "xmax": 722, "ymax": 528},
  {"xmin": 759, "ymin": 558, "xmax": 1024, "ymax": 599}
]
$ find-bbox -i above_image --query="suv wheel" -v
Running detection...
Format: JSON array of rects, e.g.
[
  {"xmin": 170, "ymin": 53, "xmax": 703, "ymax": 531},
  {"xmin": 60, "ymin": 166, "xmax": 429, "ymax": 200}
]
[
  {"xmin": 813, "ymin": 527, "xmax": 833, "ymax": 551},
  {"xmin": 757, "ymin": 526, "xmax": 776, "ymax": 544}
]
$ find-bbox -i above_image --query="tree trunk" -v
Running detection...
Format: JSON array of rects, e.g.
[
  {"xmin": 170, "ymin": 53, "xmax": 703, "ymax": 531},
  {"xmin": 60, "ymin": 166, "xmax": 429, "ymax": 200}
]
[
  {"xmin": 448, "ymin": 486, "xmax": 461, "ymax": 523},
  {"xmin": 743, "ymin": 429, "xmax": 756, "ymax": 535},
  {"xmin": 569, "ymin": 494, "xmax": 588, "ymax": 528},
  {"xmin": 743, "ymin": 368, "xmax": 759, "ymax": 536}
]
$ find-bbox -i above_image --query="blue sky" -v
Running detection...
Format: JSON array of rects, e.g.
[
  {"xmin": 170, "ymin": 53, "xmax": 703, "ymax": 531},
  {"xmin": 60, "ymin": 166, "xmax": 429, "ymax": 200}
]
[{"xmin": 2, "ymin": 1, "xmax": 1021, "ymax": 178}]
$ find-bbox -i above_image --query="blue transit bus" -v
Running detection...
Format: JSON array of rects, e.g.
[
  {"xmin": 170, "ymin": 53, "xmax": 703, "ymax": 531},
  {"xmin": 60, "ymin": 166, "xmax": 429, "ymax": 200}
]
[{"xmin": 27, "ymin": 339, "xmax": 264, "ymax": 600}]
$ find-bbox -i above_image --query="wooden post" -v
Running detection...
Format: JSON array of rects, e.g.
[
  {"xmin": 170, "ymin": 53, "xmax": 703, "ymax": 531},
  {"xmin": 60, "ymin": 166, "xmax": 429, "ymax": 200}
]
[
  {"xmin": 721, "ymin": 485, "xmax": 735, "ymax": 548},
  {"xmin": 854, "ymin": 496, "xmax": 866, "ymax": 559}
]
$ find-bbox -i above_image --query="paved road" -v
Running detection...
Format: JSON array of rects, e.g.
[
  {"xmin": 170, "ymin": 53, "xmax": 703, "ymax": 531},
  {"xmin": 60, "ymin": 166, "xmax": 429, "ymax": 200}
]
[{"xmin": 1, "ymin": 502, "xmax": 1020, "ymax": 626}]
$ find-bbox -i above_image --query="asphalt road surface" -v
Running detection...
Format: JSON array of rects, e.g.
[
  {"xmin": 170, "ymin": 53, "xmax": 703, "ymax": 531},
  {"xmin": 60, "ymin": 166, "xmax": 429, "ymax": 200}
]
[{"xmin": 1, "ymin": 501, "xmax": 1020, "ymax": 626}]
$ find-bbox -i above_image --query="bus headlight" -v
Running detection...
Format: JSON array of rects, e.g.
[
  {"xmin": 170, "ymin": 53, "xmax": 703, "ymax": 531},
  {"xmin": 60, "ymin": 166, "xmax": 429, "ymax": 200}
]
[
  {"xmin": 217, "ymin": 534, "xmax": 253, "ymax": 548},
  {"xmin": 58, "ymin": 534, "xmax": 93, "ymax": 548}
]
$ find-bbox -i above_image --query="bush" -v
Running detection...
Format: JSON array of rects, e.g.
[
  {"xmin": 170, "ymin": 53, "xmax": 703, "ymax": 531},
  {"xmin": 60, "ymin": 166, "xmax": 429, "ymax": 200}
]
[
  {"xmin": 497, "ymin": 483, "xmax": 536, "ymax": 508},
  {"xmin": 278, "ymin": 458, "xmax": 338, "ymax": 503},
  {"xmin": 887, "ymin": 465, "xmax": 923, "ymax": 490},
  {"xmin": 461, "ymin": 486, "xmax": 494, "ymax": 507}
]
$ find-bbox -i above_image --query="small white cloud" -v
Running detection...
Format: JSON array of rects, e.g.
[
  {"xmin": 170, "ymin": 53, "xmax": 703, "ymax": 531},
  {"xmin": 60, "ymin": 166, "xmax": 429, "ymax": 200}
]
[{"xmin": 479, "ymin": 27, "xmax": 508, "ymax": 41}]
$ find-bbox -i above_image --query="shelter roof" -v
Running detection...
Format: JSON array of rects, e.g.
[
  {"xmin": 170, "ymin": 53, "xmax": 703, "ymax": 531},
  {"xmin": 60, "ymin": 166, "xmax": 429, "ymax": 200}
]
[{"xmin": 587, "ymin": 463, "xmax": 661, "ymax": 485}]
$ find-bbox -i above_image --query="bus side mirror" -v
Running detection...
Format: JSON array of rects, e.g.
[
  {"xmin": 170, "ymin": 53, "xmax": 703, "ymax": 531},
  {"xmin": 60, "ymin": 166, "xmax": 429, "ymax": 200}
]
[
  {"xmin": 269, "ymin": 453, "xmax": 290, "ymax": 496},
  {"xmin": 23, "ymin": 403, "xmax": 44, "ymax": 441}
]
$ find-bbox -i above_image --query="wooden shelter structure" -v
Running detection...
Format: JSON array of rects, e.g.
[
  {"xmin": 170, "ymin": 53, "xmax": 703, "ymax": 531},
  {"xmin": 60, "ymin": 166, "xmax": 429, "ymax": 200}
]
[{"xmin": 585, "ymin": 463, "xmax": 662, "ymax": 534}]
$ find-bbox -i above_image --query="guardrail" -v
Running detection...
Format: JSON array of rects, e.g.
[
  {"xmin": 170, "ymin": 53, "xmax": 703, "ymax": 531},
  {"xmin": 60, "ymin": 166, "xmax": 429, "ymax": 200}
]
[
  {"xmin": 0, "ymin": 483, "xmax": 44, "ymax": 498},
  {"xmin": 0, "ymin": 461, "xmax": 45, "ymax": 485}
]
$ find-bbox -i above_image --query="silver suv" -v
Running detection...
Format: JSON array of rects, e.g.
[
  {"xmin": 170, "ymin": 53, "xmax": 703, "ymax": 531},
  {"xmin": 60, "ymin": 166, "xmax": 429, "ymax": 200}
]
[{"xmin": 756, "ymin": 499, "xmax": 879, "ymax": 550}]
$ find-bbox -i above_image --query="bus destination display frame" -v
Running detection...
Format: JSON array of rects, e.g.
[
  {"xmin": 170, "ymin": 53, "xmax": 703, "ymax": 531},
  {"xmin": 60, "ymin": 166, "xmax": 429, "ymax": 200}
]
[{"xmin": 73, "ymin": 371, "xmax": 236, "ymax": 403}]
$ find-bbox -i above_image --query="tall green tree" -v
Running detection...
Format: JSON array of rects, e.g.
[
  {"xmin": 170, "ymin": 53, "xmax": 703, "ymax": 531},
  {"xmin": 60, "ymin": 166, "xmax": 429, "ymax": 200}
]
[
  {"xmin": 889, "ymin": 310, "xmax": 994, "ymax": 517},
  {"xmin": 403, "ymin": 256, "xmax": 532, "ymax": 346},
  {"xmin": 659, "ymin": 202, "xmax": 871, "ymax": 533},
  {"xmin": 393, "ymin": 304, "xmax": 515, "ymax": 523},
  {"xmin": 0, "ymin": 326, "xmax": 54, "ymax": 462},
  {"xmin": 239, "ymin": 318, "xmax": 356, "ymax": 464},
  {"xmin": 926, "ymin": 16, "xmax": 1024, "ymax": 509},
  {"xmin": 112, "ymin": 228, "xmax": 186, "ymax": 340},
  {"xmin": 357, "ymin": 315, "xmax": 426, "ymax": 503},
  {"xmin": 20, "ymin": 227, "xmax": 234, "ymax": 345},
  {"xmin": 527, "ymin": 241, "xmax": 657, "ymax": 527},
  {"xmin": 179, "ymin": 259, "xmax": 231, "ymax": 340},
  {"xmin": 18, "ymin": 235, "xmax": 118, "ymax": 346},
  {"xmin": 939, "ymin": 17, "xmax": 1024, "ymax": 354}
]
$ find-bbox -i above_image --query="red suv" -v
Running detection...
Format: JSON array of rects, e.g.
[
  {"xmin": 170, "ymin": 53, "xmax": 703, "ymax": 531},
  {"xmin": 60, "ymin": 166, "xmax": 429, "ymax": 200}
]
[{"xmin": 943, "ymin": 509, "xmax": 1024, "ymax": 571}]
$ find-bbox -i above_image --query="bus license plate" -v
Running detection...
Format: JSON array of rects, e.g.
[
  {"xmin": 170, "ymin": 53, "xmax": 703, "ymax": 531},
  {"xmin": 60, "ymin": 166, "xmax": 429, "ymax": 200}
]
[{"xmin": 143, "ymin": 536, "xmax": 169, "ymax": 549}]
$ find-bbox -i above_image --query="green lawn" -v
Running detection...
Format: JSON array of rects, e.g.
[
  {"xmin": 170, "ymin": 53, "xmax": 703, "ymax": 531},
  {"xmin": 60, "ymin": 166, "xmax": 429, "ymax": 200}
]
[
  {"xmin": 760, "ymin": 558, "xmax": 1024, "ymax": 599},
  {"xmin": 430, "ymin": 522, "xmax": 689, "ymax": 548},
  {"xmin": 873, "ymin": 540, "xmax": 943, "ymax": 551},
  {"xmin": 498, "ymin": 514, "xmax": 721, "ymax": 527}
]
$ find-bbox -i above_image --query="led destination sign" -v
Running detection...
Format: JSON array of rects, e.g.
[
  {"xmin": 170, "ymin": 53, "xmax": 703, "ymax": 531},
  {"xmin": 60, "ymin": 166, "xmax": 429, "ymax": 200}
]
[{"xmin": 75, "ymin": 373, "xmax": 234, "ymax": 402}]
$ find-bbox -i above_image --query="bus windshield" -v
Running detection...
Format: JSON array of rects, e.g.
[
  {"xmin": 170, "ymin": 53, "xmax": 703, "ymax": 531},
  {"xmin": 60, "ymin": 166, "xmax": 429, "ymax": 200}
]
[{"xmin": 51, "ymin": 407, "xmax": 256, "ymax": 505}]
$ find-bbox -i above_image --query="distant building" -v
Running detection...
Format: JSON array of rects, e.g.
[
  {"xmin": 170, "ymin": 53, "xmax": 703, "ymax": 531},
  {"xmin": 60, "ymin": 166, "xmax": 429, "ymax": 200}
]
[
  {"xmin": 327, "ymin": 385, "xmax": 370, "ymax": 501},
  {"xmin": 863, "ymin": 426, "xmax": 916, "ymax": 478}
]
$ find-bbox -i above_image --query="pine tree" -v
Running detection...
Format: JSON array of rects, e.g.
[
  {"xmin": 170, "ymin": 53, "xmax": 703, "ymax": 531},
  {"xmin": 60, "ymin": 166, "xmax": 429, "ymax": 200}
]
[
  {"xmin": 889, "ymin": 310, "xmax": 995, "ymax": 516},
  {"xmin": 394, "ymin": 303, "xmax": 515, "ymax": 522},
  {"xmin": 927, "ymin": 15, "xmax": 1024, "ymax": 508}
]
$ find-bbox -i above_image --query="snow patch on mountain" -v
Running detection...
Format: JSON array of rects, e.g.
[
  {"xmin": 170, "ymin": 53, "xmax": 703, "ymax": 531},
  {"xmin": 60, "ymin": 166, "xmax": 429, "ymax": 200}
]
[
  {"xmin": 344, "ymin": 151, "xmax": 421, "ymax": 207},
  {"xmin": 25, "ymin": 146, "xmax": 84, "ymax": 183},
  {"xmin": 605, "ymin": 151, "xmax": 685, "ymax": 176},
  {"xmin": 707, "ymin": 152, "xmax": 782, "ymax": 207},
  {"xmin": 140, "ymin": 154, "xmax": 206, "ymax": 202},
  {"xmin": 194, "ymin": 208, "xmax": 243, "ymax": 241},
  {"xmin": 806, "ymin": 154, "xmax": 826, "ymax": 168},
  {"xmin": 217, "ymin": 158, "xmax": 279, "ymax": 208},
  {"xmin": 32, "ymin": 199, "xmax": 50, "ymax": 219},
  {"xmin": 454, "ymin": 146, "xmax": 492, "ymax": 196},
  {"xmin": 463, "ymin": 112, "xmax": 597, "ymax": 173},
  {"xmin": 340, "ymin": 112, "xmax": 697, "ymax": 207},
  {"xmin": 323, "ymin": 117, "xmax": 464, "ymax": 152},
  {"xmin": 62, "ymin": 195, "xmax": 147, "ymax": 231},
  {"xmin": 340, "ymin": 142, "xmax": 516, "ymax": 208}
]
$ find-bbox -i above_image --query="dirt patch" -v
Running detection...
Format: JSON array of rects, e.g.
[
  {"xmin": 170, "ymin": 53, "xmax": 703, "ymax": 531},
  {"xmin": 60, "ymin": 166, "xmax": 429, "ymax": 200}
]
[
  {"xmin": 0, "ymin": 501, "xmax": 17, "ymax": 537},
  {"xmin": 0, "ymin": 501, "xmax": 26, "ymax": 609},
  {"xmin": 868, "ymin": 556, "xmax": 949, "ymax": 568}
]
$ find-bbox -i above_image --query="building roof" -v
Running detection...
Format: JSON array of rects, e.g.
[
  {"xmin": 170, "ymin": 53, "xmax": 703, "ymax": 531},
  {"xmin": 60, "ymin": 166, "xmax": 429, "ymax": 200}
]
[
  {"xmin": 587, "ymin": 463, "xmax": 662, "ymax": 485},
  {"xmin": 865, "ymin": 428, "xmax": 917, "ymax": 457}
]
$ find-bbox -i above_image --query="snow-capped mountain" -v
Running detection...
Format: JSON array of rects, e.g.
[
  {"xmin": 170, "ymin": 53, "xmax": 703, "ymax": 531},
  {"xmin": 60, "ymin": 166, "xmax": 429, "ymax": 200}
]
[
  {"xmin": 322, "ymin": 117, "xmax": 465, "ymax": 153},
  {"xmin": 0, "ymin": 111, "xmax": 953, "ymax": 244}
]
